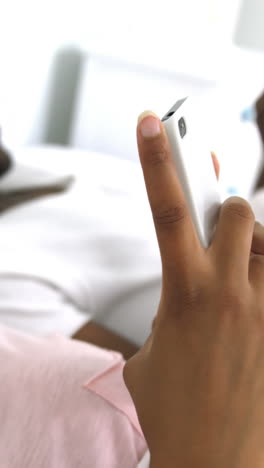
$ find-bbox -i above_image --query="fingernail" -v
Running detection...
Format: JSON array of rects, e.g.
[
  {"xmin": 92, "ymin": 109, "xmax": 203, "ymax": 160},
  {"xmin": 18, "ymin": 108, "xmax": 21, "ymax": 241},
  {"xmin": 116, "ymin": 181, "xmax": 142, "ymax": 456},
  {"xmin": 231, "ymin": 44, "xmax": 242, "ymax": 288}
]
[{"xmin": 138, "ymin": 111, "xmax": 161, "ymax": 138}]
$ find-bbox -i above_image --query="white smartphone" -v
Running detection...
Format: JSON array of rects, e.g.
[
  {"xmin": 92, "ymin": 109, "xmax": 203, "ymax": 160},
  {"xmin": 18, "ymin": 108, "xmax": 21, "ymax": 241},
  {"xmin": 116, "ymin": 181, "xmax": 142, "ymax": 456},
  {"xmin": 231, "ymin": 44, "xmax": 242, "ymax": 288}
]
[{"xmin": 162, "ymin": 97, "xmax": 221, "ymax": 248}]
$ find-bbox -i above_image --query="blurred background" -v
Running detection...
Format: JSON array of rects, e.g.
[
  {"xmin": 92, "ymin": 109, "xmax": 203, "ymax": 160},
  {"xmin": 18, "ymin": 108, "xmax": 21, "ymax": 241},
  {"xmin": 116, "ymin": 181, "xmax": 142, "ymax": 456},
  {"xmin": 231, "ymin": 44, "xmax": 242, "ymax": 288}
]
[{"xmin": 0, "ymin": 0, "xmax": 264, "ymax": 197}]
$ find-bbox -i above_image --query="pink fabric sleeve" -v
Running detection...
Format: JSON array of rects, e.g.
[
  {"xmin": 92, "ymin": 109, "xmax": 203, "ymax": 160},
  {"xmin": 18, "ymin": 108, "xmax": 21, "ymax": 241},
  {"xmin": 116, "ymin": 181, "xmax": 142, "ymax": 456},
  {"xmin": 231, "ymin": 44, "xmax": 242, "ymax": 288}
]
[
  {"xmin": 0, "ymin": 325, "xmax": 147, "ymax": 468},
  {"xmin": 84, "ymin": 361, "xmax": 144, "ymax": 437}
]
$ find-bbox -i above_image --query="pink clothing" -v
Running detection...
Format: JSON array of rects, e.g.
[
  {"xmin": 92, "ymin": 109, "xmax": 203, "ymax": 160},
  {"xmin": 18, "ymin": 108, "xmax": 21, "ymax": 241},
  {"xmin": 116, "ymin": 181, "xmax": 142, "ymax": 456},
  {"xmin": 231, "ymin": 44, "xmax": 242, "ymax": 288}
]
[{"xmin": 0, "ymin": 325, "xmax": 147, "ymax": 467}]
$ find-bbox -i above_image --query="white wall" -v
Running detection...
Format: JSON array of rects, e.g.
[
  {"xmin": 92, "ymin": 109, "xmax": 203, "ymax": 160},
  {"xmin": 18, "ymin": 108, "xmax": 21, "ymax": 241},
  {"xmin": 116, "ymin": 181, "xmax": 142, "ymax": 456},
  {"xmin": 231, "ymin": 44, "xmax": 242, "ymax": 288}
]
[
  {"xmin": 235, "ymin": 0, "xmax": 264, "ymax": 52},
  {"xmin": 0, "ymin": 0, "xmax": 244, "ymax": 149},
  {"xmin": 0, "ymin": 1, "xmax": 81, "ymax": 147}
]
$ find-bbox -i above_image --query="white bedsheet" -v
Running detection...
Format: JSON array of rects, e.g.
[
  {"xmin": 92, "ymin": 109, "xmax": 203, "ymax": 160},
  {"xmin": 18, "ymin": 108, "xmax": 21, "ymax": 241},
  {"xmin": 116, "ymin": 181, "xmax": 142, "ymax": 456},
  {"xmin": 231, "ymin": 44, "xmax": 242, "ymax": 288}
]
[
  {"xmin": 0, "ymin": 277, "xmax": 87, "ymax": 336},
  {"xmin": 0, "ymin": 145, "xmax": 161, "ymax": 344},
  {"xmin": 1, "ymin": 144, "xmax": 264, "ymax": 343}
]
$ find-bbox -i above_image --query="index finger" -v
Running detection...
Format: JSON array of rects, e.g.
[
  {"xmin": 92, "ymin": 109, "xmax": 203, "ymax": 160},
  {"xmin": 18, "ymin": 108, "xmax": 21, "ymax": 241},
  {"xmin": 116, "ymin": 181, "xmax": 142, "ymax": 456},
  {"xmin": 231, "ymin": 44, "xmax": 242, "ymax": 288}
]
[{"xmin": 137, "ymin": 111, "xmax": 202, "ymax": 276}]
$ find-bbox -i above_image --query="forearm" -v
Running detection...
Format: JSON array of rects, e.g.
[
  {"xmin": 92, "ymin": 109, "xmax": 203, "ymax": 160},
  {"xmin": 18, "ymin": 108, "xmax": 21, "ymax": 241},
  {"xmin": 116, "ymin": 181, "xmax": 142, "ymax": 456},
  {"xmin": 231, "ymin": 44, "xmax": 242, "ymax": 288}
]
[
  {"xmin": 150, "ymin": 458, "xmax": 176, "ymax": 468},
  {"xmin": 72, "ymin": 320, "xmax": 139, "ymax": 359},
  {"xmin": 150, "ymin": 457, "xmax": 214, "ymax": 468}
]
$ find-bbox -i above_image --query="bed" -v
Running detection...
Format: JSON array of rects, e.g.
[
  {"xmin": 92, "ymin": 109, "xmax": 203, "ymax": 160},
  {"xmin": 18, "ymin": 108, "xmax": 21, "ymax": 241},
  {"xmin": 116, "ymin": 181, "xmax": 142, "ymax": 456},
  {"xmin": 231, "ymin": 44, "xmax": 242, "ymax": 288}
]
[{"xmin": 0, "ymin": 145, "xmax": 162, "ymax": 347}]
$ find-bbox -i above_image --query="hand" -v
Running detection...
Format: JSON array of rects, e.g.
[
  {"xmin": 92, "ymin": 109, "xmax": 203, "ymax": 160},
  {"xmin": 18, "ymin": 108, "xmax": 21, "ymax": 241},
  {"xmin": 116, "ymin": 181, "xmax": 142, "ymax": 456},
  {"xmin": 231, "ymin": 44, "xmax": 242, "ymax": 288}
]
[
  {"xmin": 124, "ymin": 111, "xmax": 264, "ymax": 468},
  {"xmin": 211, "ymin": 151, "xmax": 264, "ymax": 256}
]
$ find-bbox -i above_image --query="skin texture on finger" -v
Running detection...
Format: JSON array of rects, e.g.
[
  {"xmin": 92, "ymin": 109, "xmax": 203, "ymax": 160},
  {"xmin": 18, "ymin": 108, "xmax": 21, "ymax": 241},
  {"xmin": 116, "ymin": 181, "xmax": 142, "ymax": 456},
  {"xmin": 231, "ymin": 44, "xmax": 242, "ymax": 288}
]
[
  {"xmin": 248, "ymin": 256, "xmax": 264, "ymax": 307},
  {"xmin": 249, "ymin": 222, "xmax": 264, "ymax": 292},
  {"xmin": 251, "ymin": 222, "xmax": 264, "ymax": 255},
  {"xmin": 249, "ymin": 254, "xmax": 264, "ymax": 286},
  {"xmin": 210, "ymin": 197, "xmax": 255, "ymax": 281},
  {"xmin": 137, "ymin": 112, "xmax": 202, "ymax": 278}
]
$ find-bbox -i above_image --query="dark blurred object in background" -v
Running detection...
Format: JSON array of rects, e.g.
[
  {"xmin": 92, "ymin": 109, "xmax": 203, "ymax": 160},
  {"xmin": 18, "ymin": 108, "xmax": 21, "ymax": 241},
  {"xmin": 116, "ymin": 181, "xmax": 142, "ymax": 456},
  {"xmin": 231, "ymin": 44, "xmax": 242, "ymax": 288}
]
[
  {"xmin": 256, "ymin": 92, "xmax": 264, "ymax": 144},
  {"xmin": 0, "ymin": 131, "xmax": 12, "ymax": 177},
  {"xmin": 254, "ymin": 92, "xmax": 264, "ymax": 192}
]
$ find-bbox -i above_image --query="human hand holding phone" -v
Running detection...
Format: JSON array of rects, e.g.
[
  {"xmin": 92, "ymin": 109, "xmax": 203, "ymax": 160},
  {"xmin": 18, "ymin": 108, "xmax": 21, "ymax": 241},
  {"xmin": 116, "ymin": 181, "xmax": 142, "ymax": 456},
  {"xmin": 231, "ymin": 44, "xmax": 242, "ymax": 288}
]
[{"xmin": 124, "ymin": 111, "xmax": 264, "ymax": 468}]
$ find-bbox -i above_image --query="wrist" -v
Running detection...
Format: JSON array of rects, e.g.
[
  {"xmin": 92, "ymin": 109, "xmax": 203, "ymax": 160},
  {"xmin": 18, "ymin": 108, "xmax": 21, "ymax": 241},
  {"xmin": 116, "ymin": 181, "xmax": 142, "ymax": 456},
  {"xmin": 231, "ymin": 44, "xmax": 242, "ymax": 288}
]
[
  {"xmin": 150, "ymin": 453, "xmax": 213, "ymax": 468},
  {"xmin": 150, "ymin": 453, "xmax": 181, "ymax": 468}
]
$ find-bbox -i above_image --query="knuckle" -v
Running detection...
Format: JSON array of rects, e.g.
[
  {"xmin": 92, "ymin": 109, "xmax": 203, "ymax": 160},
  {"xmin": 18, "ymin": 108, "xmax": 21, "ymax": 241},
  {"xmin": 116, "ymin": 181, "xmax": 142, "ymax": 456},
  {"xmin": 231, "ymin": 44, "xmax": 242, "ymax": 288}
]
[
  {"xmin": 219, "ymin": 284, "xmax": 248, "ymax": 315},
  {"xmin": 224, "ymin": 197, "xmax": 254, "ymax": 222},
  {"xmin": 222, "ymin": 291, "xmax": 242, "ymax": 309},
  {"xmin": 177, "ymin": 284, "xmax": 204, "ymax": 311},
  {"xmin": 153, "ymin": 203, "xmax": 188, "ymax": 227},
  {"xmin": 148, "ymin": 145, "xmax": 169, "ymax": 167}
]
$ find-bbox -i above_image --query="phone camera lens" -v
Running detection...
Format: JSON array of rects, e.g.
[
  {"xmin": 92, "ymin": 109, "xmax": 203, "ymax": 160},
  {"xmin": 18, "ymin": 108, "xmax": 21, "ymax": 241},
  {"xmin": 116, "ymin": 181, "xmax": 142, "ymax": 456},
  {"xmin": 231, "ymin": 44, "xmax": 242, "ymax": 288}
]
[{"xmin": 178, "ymin": 117, "xmax": 187, "ymax": 139}]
